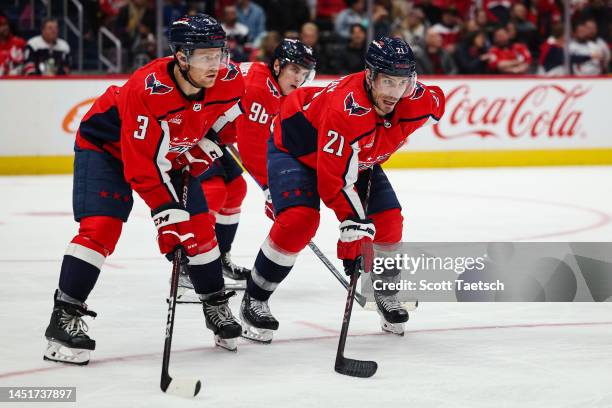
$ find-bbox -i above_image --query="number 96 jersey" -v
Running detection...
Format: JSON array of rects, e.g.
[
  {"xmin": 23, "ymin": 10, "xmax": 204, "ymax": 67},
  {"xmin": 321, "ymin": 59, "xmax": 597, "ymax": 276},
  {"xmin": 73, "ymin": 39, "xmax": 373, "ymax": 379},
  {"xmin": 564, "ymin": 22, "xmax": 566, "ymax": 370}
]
[
  {"xmin": 75, "ymin": 57, "xmax": 245, "ymax": 210},
  {"xmin": 234, "ymin": 62, "xmax": 284, "ymax": 187}
]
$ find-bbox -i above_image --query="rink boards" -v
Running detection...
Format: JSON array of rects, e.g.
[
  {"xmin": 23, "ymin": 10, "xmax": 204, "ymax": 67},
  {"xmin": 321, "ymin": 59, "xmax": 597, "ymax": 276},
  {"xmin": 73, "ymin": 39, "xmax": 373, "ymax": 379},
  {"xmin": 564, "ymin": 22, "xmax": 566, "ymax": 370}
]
[{"xmin": 0, "ymin": 75, "xmax": 610, "ymax": 174}]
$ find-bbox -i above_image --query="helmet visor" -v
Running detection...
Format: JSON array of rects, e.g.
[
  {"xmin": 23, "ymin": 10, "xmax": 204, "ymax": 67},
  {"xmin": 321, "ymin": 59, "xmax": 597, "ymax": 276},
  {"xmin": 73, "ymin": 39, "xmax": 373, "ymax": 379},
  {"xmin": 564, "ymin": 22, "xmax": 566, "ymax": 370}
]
[
  {"xmin": 373, "ymin": 72, "xmax": 417, "ymax": 99},
  {"xmin": 186, "ymin": 47, "xmax": 230, "ymax": 70}
]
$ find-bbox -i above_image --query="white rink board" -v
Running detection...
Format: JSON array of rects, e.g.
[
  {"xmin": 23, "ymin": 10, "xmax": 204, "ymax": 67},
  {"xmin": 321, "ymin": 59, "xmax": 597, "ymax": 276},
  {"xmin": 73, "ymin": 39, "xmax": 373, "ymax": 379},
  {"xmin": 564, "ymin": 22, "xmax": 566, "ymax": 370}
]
[{"xmin": 0, "ymin": 76, "xmax": 610, "ymax": 156}]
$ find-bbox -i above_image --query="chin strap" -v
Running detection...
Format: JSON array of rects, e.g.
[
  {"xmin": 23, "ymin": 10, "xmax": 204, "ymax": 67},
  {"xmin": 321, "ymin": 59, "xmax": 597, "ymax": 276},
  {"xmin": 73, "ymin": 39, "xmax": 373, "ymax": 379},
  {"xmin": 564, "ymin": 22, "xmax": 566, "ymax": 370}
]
[{"xmin": 364, "ymin": 73, "xmax": 385, "ymax": 114}]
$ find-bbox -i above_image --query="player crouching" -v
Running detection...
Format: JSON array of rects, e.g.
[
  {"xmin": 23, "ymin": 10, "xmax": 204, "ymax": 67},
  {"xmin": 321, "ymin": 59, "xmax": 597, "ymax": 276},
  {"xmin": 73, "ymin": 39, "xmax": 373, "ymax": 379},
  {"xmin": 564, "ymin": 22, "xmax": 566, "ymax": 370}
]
[
  {"xmin": 43, "ymin": 15, "xmax": 245, "ymax": 364},
  {"xmin": 239, "ymin": 37, "xmax": 445, "ymax": 342}
]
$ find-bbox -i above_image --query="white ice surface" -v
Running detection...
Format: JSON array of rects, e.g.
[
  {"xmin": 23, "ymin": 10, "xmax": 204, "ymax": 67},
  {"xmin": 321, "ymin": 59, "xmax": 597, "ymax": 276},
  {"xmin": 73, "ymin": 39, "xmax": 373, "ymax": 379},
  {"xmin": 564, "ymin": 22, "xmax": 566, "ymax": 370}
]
[{"xmin": 1, "ymin": 166, "xmax": 611, "ymax": 408}]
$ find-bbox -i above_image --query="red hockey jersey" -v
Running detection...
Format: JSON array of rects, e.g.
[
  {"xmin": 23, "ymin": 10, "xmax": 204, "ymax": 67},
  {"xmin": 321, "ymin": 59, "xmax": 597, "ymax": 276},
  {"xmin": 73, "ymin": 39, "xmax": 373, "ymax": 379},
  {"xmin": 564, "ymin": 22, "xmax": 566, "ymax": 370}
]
[
  {"xmin": 273, "ymin": 71, "xmax": 445, "ymax": 221},
  {"xmin": 235, "ymin": 62, "xmax": 284, "ymax": 187},
  {"xmin": 76, "ymin": 57, "xmax": 244, "ymax": 210}
]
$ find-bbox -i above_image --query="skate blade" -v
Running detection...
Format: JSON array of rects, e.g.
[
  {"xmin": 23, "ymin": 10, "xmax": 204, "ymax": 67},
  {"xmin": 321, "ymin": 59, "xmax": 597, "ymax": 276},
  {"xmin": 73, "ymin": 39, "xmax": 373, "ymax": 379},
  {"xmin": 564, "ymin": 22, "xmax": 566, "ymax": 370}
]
[
  {"xmin": 214, "ymin": 335, "xmax": 238, "ymax": 352},
  {"xmin": 43, "ymin": 340, "xmax": 91, "ymax": 365},
  {"xmin": 380, "ymin": 319, "xmax": 405, "ymax": 336}
]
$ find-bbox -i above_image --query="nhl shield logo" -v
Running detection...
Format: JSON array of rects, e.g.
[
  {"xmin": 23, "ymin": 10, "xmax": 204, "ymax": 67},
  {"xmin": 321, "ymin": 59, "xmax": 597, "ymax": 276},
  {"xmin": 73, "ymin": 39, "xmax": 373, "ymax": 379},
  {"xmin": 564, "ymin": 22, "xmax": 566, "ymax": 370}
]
[
  {"xmin": 193, "ymin": 103, "xmax": 202, "ymax": 112},
  {"xmin": 344, "ymin": 92, "xmax": 371, "ymax": 116},
  {"xmin": 144, "ymin": 73, "xmax": 173, "ymax": 95}
]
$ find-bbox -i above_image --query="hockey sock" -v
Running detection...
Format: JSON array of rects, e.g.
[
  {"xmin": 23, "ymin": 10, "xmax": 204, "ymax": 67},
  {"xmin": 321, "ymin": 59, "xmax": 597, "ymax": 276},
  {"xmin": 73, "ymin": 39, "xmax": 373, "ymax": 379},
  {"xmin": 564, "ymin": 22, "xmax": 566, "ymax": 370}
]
[
  {"xmin": 188, "ymin": 246, "xmax": 224, "ymax": 295},
  {"xmin": 247, "ymin": 237, "xmax": 298, "ymax": 301}
]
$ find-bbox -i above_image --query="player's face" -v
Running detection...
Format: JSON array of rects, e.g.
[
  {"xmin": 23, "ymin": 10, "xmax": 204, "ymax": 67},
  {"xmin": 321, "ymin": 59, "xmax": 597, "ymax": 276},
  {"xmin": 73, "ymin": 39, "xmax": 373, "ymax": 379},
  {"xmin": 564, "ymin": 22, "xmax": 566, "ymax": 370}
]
[
  {"xmin": 370, "ymin": 73, "xmax": 416, "ymax": 115},
  {"xmin": 277, "ymin": 62, "xmax": 312, "ymax": 95},
  {"xmin": 185, "ymin": 48, "xmax": 225, "ymax": 88}
]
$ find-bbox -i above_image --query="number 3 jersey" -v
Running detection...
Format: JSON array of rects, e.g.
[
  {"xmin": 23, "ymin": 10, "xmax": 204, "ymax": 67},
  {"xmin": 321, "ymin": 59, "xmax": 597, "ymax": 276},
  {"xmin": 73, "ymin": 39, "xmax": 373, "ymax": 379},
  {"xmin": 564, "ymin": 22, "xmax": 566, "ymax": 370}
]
[
  {"xmin": 75, "ymin": 57, "xmax": 245, "ymax": 210},
  {"xmin": 234, "ymin": 61, "xmax": 284, "ymax": 187},
  {"xmin": 272, "ymin": 71, "xmax": 446, "ymax": 221}
]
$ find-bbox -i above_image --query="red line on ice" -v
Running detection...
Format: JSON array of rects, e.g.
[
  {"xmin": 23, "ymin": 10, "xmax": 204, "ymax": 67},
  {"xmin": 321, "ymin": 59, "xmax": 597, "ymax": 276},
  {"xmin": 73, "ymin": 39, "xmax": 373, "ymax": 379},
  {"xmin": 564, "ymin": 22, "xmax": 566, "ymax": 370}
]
[{"xmin": 2, "ymin": 320, "xmax": 611, "ymax": 380}]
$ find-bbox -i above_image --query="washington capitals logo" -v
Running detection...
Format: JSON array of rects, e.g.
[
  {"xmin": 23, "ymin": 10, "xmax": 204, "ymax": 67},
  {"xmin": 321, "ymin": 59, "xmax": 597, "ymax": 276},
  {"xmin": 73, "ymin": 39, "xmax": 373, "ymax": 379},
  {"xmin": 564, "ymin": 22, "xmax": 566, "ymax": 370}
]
[
  {"xmin": 267, "ymin": 78, "xmax": 280, "ymax": 98},
  {"xmin": 409, "ymin": 82, "xmax": 425, "ymax": 100},
  {"xmin": 145, "ymin": 73, "xmax": 173, "ymax": 95},
  {"xmin": 221, "ymin": 63, "xmax": 239, "ymax": 81},
  {"xmin": 344, "ymin": 92, "xmax": 371, "ymax": 116}
]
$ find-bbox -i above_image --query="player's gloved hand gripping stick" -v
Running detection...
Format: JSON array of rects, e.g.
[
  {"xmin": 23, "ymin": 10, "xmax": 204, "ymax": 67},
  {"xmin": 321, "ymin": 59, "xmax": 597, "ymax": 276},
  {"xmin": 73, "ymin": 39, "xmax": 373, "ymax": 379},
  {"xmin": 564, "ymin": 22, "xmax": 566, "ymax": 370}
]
[
  {"xmin": 160, "ymin": 171, "xmax": 202, "ymax": 397},
  {"xmin": 334, "ymin": 168, "xmax": 378, "ymax": 378}
]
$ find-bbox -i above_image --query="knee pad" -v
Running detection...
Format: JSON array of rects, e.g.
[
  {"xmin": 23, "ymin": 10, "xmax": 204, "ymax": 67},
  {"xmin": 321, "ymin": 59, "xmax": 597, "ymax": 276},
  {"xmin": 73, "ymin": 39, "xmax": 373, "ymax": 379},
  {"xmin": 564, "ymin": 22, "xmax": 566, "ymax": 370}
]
[
  {"xmin": 71, "ymin": 216, "xmax": 123, "ymax": 257},
  {"xmin": 270, "ymin": 206, "xmax": 320, "ymax": 253},
  {"xmin": 201, "ymin": 176, "xmax": 227, "ymax": 215},
  {"xmin": 223, "ymin": 175, "xmax": 247, "ymax": 210},
  {"xmin": 371, "ymin": 208, "xmax": 403, "ymax": 244}
]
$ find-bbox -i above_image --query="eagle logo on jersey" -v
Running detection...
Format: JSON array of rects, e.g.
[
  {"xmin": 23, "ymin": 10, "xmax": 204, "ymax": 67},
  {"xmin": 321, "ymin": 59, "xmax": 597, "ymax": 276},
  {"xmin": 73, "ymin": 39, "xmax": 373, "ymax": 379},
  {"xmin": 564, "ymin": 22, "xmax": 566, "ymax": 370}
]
[
  {"xmin": 344, "ymin": 92, "xmax": 371, "ymax": 116},
  {"xmin": 221, "ymin": 63, "xmax": 239, "ymax": 81},
  {"xmin": 408, "ymin": 82, "xmax": 425, "ymax": 100},
  {"xmin": 267, "ymin": 78, "xmax": 280, "ymax": 98},
  {"xmin": 145, "ymin": 73, "xmax": 173, "ymax": 95}
]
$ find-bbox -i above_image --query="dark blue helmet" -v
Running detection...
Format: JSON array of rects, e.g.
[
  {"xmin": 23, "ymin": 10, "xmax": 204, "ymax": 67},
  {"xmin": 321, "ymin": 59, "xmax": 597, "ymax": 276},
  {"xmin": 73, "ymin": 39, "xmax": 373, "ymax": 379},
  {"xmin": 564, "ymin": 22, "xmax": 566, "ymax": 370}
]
[
  {"xmin": 365, "ymin": 36, "xmax": 416, "ymax": 78},
  {"xmin": 168, "ymin": 14, "xmax": 227, "ymax": 53},
  {"xmin": 272, "ymin": 39, "xmax": 317, "ymax": 71}
]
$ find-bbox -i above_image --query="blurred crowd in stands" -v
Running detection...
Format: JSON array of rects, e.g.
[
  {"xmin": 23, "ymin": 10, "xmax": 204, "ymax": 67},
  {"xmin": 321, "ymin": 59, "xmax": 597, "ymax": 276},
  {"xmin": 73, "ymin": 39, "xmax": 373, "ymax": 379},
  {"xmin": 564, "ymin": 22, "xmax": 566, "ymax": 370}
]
[{"xmin": 0, "ymin": 0, "xmax": 610, "ymax": 76}]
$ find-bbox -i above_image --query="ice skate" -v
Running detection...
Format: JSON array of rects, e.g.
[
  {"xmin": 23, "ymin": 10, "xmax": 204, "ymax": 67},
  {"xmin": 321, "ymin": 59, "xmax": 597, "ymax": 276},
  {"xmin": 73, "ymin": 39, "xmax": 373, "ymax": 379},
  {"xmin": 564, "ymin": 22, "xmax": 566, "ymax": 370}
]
[
  {"xmin": 239, "ymin": 292, "xmax": 278, "ymax": 343},
  {"xmin": 202, "ymin": 290, "xmax": 242, "ymax": 351},
  {"xmin": 374, "ymin": 291, "xmax": 408, "ymax": 336},
  {"xmin": 44, "ymin": 290, "xmax": 97, "ymax": 365}
]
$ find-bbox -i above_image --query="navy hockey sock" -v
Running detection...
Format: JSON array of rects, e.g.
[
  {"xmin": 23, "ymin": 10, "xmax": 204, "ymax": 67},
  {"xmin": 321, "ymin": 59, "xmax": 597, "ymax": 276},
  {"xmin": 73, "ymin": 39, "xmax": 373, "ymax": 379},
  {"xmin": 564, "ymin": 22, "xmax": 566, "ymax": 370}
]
[
  {"xmin": 215, "ymin": 222, "xmax": 238, "ymax": 254},
  {"xmin": 58, "ymin": 255, "xmax": 101, "ymax": 303},
  {"xmin": 246, "ymin": 249, "xmax": 293, "ymax": 301},
  {"xmin": 188, "ymin": 258, "xmax": 224, "ymax": 296}
]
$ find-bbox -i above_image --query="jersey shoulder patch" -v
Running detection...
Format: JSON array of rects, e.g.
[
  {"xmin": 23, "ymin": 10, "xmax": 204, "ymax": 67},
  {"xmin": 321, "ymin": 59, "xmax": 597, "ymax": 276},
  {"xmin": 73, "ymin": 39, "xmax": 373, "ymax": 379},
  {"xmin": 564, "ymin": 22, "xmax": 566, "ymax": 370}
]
[
  {"xmin": 221, "ymin": 62, "xmax": 240, "ymax": 81},
  {"xmin": 266, "ymin": 78, "xmax": 281, "ymax": 99},
  {"xmin": 343, "ymin": 91, "xmax": 371, "ymax": 117},
  {"xmin": 144, "ymin": 72, "xmax": 173, "ymax": 95}
]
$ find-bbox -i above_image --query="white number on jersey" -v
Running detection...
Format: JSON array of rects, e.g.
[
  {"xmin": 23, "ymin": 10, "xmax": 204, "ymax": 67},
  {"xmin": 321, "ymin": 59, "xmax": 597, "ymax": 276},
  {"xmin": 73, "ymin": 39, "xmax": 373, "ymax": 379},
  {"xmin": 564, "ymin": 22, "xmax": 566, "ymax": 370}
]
[
  {"xmin": 322, "ymin": 130, "xmax": 345, "ymax": 156},
  {"xmin": 248, "ymin": 102, "xmax": 269, "ymax": 124},
  {"xmin": 134, "ymin": 115, "xmax": 149, "ymax": 139}
]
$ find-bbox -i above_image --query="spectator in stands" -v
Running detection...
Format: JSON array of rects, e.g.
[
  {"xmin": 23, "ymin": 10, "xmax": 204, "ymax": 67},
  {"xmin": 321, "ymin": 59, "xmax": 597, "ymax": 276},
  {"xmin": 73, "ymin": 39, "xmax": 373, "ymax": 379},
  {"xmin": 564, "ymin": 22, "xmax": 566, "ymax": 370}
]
[
  {"xmin": 538, "ymin": 23, "xmax": 567, "ymax": 75},
  {"xmin": 397, "ymin": 7, "xmax": 427, "ymax": 50},
  {"xmin": 24, "ymin": 18, "xmax": 71, "ymax": 76},
  {"xmin": 429, "ymin": 8, "xmax": 461, "ymax": 52},
  {"xmin": 510, "ymin": 3, "xmax": 538, "ymax": 56},
  {"xmin": 300, "ymin": 22, "xmax": 325, "ymax": 70},
  {"xmin": 0, "ymin": 15, "xmax": 25, "ymax": 76},
  {"xmin": 221, "ymin": 4, "xmax": 250, "ymax": 62},
  {"xmin": 334, "ymin": 0, "xmax": 367, "ymax": 40},
  {"xmin": 263, "ymin": 0, "xmax": 311, "ymax": 37},
  {"xmin": 414, "ymin": 29, "xmax": 458, "ymax": 74},
  {"xmin": 475, "ymin": 8, "xmax": 497, "ymax": 38},
  {"xmin": 315, "ymin": 0, "xmax": 346, "ymax": 30},
  {"xmin": 483, "ymin": 0, "xmax": 514, "ymax": 26},
  {"xmin": 336, "ymin": 23, "xmax": 367, "ymax": 74},
  {"xmin": 249, "ymin": 30, "xmax": 280, "ymax": 63},
  {"xmin": 454, "ymin": 30, "xmax": 491, "ymax": 74},
  {"xmin": 237, "ymin": 0, "xmax": 266, "ymax": 43},
  {"xmin": 487, "ymin": 26, "xmax": 532, "ymax": 74},
  {"xmin": 372, "ymin": 0, "xmax": 392, "ymax": 38},
  {"xmin": 115, "ymin": 0, "xmax": 155, "ymax": 66},
  {"xmin": 584, "ymin": 18, "xmax": 610, "ymax": 72},
  {"xmin": 163, "ymin": 0, "xmax": 187, "ymax": 30},
  {"xmin": 569, "ymin": 21, "xmax": 605, "ymax": 75}
]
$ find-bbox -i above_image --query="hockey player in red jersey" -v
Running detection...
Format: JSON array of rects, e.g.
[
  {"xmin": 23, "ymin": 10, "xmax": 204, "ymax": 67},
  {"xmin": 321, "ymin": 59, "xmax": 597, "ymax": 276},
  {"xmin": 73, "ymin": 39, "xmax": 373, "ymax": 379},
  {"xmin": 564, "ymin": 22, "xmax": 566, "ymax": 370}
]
[
  {"xmin": 239, "ymin": 37, "xmax": 445, "ymax": 342},
  {"xmin": 174, "ymin": 39, "xmax": 316, "ymax": 295},
  {"xmin": 43, "ymin": 14, "xmax": 246, "ymax": 364}
]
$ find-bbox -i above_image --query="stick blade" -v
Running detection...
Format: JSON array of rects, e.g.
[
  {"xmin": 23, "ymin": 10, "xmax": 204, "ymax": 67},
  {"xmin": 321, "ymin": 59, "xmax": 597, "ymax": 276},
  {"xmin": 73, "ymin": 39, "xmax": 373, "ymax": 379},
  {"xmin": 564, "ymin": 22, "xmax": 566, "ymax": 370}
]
[
  {"xmin": 335, "ymin": 357, "xmax": 378, "ymax": 378},
  {"xmin": 162, "ymin": 377, "xmax": 202, "ymax": 397}
]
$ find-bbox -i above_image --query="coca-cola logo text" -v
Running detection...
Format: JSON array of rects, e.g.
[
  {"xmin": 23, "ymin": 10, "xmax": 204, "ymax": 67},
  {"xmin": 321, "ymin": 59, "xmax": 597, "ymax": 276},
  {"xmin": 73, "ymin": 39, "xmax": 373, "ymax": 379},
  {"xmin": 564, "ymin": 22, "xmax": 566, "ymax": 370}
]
[{"xmin": 433, "ymin": 84, "xmax": 590, "ymax": 140}]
